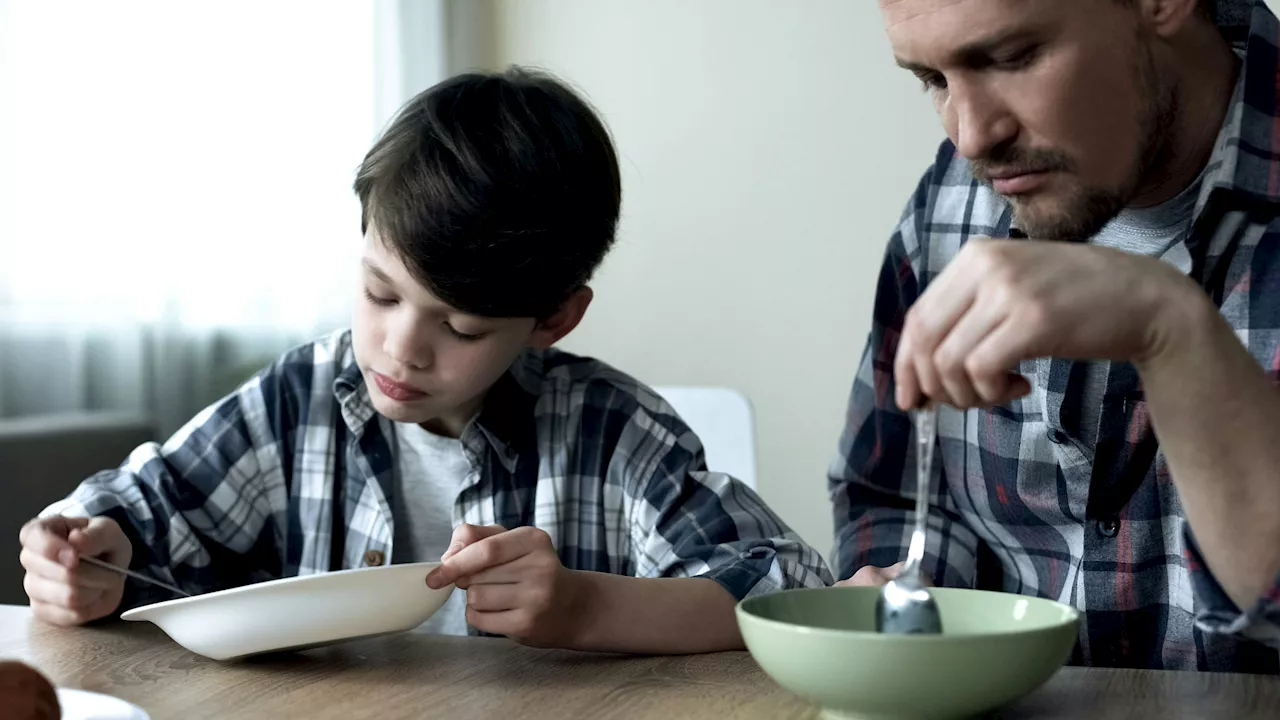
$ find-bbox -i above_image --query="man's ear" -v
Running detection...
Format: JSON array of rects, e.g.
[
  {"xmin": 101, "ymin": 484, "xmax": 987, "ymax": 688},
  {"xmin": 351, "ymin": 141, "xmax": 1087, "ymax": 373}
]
[
  {"xmin": 1140, "ymin": 0, "xmax": 1208, "ymax": 38},
  {"xmin": 529, "ymin": 287, "xmax": 593, "ymax": 349}
]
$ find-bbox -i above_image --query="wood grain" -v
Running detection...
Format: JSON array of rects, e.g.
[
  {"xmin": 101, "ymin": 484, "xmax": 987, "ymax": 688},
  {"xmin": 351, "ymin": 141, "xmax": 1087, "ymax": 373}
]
[{"xmin": 1, "ymin": 605, "xmax": 1276, "ymax": 719}]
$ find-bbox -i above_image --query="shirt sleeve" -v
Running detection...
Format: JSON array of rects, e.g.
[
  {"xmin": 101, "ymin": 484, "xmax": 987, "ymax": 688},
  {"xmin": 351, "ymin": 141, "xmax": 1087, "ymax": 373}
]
[
  {"xmin": 621, "ymin": 418, "xmax": 833, "ymax": 600},
  {"xmin": 41, "ymin": 368, "xmax": 291, "ymax": 611},
  {"xmin": 828, "ymin": 163, "xmax": 985, "ymax": 588},
  {"xmin": 1184, "ymin": 524, "xmax": 1280, "ymax": 647}
]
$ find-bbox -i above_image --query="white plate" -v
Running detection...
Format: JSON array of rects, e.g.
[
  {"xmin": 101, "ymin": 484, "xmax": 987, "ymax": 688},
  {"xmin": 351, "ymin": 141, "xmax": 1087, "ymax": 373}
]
[
  {"xmin": 121, "ymin": 562, "xmax": 453, "ymax": 661},
  {"xmin": 56, "ymin": 688, "xmax": 150, "ymax": 720}
]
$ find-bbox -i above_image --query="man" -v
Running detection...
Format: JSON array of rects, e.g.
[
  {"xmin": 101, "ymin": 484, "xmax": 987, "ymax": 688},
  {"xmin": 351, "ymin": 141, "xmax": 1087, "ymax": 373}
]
[{"xmin": 832, "ymin": 0, "xmax": 1280, "ymax": 672}]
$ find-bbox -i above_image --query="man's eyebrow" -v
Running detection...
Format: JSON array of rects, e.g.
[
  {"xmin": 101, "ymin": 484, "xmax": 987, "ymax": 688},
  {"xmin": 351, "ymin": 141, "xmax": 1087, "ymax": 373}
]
[
  {"xmin": 361, "ymin": 258, "xmax": 394, "ymax": 285},
  {"xmin": 894, "ymin": 27, "xmax": 1039, "ymax": 73}
]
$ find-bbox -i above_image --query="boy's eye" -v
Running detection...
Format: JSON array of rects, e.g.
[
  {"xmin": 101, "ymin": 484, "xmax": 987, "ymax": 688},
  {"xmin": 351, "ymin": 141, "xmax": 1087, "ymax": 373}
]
[
  {"xmin": 444, "ymin": 322, "xmax": 486, "ymax": 342},
  {"xmin": 363, "ymin": 288, "xmax": 397, "ymax": 307}
]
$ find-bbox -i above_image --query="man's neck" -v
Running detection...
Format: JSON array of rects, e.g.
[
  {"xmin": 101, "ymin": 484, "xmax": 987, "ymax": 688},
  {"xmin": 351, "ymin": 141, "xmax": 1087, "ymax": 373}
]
[{"xmin": 1130, "ymin": 30, "xmax": 1240, "ymax": 208}]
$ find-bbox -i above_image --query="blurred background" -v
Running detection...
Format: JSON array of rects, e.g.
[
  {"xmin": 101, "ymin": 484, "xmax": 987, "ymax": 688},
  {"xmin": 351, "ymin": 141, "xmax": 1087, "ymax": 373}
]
[{"xmin": 0, "ymin": 0, "xmax": 957, "ymax": 594}]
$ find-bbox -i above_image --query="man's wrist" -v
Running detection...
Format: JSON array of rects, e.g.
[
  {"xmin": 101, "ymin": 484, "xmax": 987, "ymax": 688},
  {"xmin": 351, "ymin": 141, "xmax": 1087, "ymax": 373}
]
[{"xmin": 1137, "ymin": 270, "xmax": 1219, "ymax": 372}]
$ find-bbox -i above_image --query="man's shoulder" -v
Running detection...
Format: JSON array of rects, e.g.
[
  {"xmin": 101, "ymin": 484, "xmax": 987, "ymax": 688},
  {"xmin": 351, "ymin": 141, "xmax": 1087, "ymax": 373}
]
[
  {"xmin": 892, "ymin": 139, "xmax": 1013, "ymax": 275},
  {"xmin": 910, "ymin": 139, "xmax": 1011, "ymax": 233}
]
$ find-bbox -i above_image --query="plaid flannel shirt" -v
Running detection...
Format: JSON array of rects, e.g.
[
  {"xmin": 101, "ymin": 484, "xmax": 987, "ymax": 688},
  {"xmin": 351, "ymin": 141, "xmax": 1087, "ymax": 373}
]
[
  {"xmin": 47, "ymin": 329, "xmax": 830, "ymax": 624},
  {"xmin": 831, "ymin": 0, "xmax": 1280, "ymax": 673}
]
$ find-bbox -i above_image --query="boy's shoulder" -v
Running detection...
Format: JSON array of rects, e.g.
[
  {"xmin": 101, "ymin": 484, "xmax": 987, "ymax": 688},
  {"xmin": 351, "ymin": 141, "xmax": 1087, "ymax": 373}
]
[
  {"xmin": 237, "ymin": 329, "xmax": 357, "ymax": 412},
  {"xmin": 510, "ymin": 347, "xmax": 685, "ymax": 436}
]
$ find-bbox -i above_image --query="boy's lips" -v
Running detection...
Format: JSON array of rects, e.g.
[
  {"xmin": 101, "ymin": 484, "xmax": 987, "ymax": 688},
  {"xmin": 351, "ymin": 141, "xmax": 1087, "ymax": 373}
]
[{"xmin": 373, "ymin": 372, "xmax": 428, "ymax": 401}]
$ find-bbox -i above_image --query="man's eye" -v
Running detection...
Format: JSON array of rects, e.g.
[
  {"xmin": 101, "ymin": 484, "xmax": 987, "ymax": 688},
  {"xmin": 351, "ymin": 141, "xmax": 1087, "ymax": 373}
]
[
  {"xmin": 918, "ymin": 72, "xmax": 948, "ymax": 92},
  {"xmin": 996, "ymin": 46, "xmax": 1040, "ymax": 70}
]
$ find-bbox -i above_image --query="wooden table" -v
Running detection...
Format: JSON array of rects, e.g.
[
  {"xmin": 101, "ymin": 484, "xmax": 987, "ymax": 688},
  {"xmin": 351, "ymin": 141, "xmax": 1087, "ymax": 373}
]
[{"xmin": 1, "ymin": 605, "xmax": 1277, "ymax": 719}]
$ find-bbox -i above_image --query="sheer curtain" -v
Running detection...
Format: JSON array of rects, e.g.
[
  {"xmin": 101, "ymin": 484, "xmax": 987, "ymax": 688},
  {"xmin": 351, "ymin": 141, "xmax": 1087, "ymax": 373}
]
[{"xmin": 0, "ymin": 0, "xmax": 446, "ymax": 436}]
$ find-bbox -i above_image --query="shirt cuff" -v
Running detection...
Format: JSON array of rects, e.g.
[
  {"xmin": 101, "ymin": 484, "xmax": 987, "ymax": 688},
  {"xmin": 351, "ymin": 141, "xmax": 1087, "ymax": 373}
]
[{"xmin": 1186, "ymin": 525, "xmax": 1280, "ymax": 647}]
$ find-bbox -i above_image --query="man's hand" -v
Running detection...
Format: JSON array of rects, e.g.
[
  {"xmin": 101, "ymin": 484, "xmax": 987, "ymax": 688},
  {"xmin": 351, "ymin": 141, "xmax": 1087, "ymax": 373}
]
[
  {"xmin": 894, "ymin": 238, "xmax": 1198, "ymax": 409},
  {"xmin": 19, "ymin": 516, "xmax": 132, "ymax": 626},
  {"xmin": 425, "ymin": 524, "xmax": 583, "ymax": 647},
  {"xmin": 835, "ymin": 562, "xmax": 934, "ymax": 588}
]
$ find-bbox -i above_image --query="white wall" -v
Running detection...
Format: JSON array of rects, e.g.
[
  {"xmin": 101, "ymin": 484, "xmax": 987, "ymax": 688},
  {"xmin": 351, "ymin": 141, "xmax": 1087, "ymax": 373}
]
[{"xmin": 449, "ymin": 0, "xmax": 943, "ymax": 560}]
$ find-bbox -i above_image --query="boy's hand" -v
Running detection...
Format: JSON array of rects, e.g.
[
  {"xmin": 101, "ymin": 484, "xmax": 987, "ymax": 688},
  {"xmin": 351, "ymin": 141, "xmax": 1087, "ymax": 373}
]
[
  {"xmin": 425, "ymin": 524, "xmax": 584, "ymax": 648},
  {"xmin": 18, "ymin": 515, "xmax": 132, "ymax": 626},
  {"xmin": 834, "ymin": 562, "xmax": 934, "ymax": 588}
]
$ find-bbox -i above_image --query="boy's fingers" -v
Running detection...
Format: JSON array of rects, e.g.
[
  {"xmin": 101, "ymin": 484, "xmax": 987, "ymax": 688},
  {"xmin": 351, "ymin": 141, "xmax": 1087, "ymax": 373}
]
[
  {"xmin": 428, "ymin": 533, "xmax": 528, "ymax": 589},
  {"xmin": 442, "ymin": 523, "xmax": 507, "ymax": 561},
  {"xmin": 30, "ymin": 601, "xmax": 88, "ymax": 627},
  {"xmin": 68, "ymin": 518, "xmax": 127, "ymax": 563},
  {"xmin": 454, "ymin": 563, "xmax": 524, "ymax": 589},
  {"xmin": 23, "ymin": 573, "xmax": 105, "ymax": 611},
  {"xmin": 19, "ymin": 519, "xmax": 81, "ymax": 567},
  {"xmin": 465, "ymin": 583, "xmax": 521, "ymax": 612},
  {"xmin": 19, "ymin": 549, "xmax": 119, "ymax": 591}
]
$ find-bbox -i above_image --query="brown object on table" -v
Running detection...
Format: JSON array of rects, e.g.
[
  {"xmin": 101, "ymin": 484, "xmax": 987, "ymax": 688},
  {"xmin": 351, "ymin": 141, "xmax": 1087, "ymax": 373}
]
[
  {"xmin": 0, "ymin": 659, "xmax": 60, "ymax": 720},
  {"xmin": 1, "ymin": 605, "xmax": 1279, "ymax": 719}
]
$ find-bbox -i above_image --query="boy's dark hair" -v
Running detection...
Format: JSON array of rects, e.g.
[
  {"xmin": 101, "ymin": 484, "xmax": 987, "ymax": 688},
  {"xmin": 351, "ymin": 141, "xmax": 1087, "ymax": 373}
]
[{"xmin": 354, "ymin": 66, "xmax": 621, "ymax": 319}]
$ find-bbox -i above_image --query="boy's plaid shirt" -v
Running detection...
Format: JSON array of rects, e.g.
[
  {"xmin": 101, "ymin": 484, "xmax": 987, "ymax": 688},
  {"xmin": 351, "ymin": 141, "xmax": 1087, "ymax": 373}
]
[
  {"xmin": 49, "ymin": 330, "xmax": 831, "ymax": 623},
  {"xmin": 831, "ymin": 0, "xmax": 1280, "ymax": 673}
]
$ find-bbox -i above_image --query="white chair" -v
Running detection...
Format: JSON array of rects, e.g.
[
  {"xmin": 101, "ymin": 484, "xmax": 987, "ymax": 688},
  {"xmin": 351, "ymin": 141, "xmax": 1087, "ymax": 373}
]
[{"xmin": 652, "ymin": 386, "xmax": 757, "ymax": 489}]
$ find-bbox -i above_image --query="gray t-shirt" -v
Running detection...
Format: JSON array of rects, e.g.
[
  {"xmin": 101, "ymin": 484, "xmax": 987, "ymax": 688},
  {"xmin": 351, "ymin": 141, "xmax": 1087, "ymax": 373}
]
[
  {"xmin": 391, "ymin": 421, "xmax": 472, "ymax": 635},
  {"xmin": 1078, "ymin": 177, "xmax": 1201, "ymax": 449}
]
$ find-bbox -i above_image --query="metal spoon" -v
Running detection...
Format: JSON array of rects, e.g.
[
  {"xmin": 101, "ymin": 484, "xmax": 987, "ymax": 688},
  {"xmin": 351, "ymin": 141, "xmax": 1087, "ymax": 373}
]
[
  {"xmin": 875, "ymin": 406, "xmax": 944, "ymax": 634},
  {"xmin": 78, "ymin": 554, "xmax": 192, "ymax": 598}
]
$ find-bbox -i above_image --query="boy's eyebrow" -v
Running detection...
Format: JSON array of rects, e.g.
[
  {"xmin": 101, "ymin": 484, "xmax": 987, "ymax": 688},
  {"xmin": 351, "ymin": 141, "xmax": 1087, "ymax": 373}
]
[{"xmin": 361, "ymin": 258, "xmax": 395, "ymax": 286}]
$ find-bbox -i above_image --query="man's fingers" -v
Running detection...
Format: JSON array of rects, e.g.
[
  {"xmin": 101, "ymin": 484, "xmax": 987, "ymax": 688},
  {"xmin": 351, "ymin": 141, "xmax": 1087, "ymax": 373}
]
[
  {"xmin": 967, "ymin": 317, "xmax": 1036, "ymax": 404},
  {"xmin": 933, "ymin": 294, "xmax": 1007, "ymax": 408}
]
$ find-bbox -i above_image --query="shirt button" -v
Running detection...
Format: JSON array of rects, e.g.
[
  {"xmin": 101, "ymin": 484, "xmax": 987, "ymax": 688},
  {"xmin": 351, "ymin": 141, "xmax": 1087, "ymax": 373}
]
[
  {"xmin": 1048, "ymin": 429, "xmax": 1069, "ymax": 445},
  {"xmin": 363, "ymin": 549, "xmax": 385, "ymax": 566},
  {"xmin": 1096, "ymin": 518, "xmax": 1120, "ymax": 538}
]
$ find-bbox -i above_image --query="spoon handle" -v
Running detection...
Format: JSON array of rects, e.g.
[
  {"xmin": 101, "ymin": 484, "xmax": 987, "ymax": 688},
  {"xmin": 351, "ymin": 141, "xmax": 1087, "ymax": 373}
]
[
  {"xmin": 903, "ymin": 407, "xmax": 936, "ymax": 576},
  {"xmin": 78, "ymin": 555, "xmax": 192, "ymax": 598}
]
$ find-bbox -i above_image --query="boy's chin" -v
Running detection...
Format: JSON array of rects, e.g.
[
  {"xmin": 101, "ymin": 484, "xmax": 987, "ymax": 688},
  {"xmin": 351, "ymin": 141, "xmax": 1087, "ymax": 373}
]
[{"xmin": 369, "ymin": 394, "xmax": 435, "ymax": 424}]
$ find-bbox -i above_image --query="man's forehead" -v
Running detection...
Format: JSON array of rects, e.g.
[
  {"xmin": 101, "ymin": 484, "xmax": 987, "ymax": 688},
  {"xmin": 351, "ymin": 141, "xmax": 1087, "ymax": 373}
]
[{"xmin": 881, "ymin": 0, "xmax": 1062, "ymax": 62}]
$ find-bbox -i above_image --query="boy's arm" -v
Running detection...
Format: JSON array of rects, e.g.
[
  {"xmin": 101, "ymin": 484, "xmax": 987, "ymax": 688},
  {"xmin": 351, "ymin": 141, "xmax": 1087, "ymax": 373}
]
[
  {"xmin": 428, "ymin": 420, "xmax": 832, "ymax": 654},
  {"xmin": 41, "ymin": 369, "xmax": 291, "ymax": 610},
  {"xmin": 602, "ymin": 437, "xmax": 832, "ymax": 653},
  {"xmin": 566, "ymin": 573, "xmax": 740, "ymax": 654}
]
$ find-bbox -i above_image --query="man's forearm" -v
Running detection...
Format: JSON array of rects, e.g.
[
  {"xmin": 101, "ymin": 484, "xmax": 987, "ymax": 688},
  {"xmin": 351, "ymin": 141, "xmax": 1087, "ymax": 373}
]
[
  {"xmin": 1137, "ymin": 286, "xmax": 1280, "ymax": 610},
  {"xmin": 565, "ymin": 573, "xmax": 743, "ymax": 654}
]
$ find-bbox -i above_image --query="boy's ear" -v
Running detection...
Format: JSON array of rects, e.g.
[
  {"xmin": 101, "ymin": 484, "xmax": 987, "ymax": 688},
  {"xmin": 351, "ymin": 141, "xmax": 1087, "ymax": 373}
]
[{"xmin": 529, "ymin": 287, "xmax": 593, "ymax": 349}]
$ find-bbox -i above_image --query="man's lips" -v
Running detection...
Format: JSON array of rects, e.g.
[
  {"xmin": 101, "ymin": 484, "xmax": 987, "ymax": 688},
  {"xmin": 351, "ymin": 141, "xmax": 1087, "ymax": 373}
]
[
  {"xmin": 373, "ymin": 372, "xmax": 427, "ymax": 401},
  {"xmin": 982, "ymin": 168, "xmax": 1054, "ymax": 196},
  {"xmin": 988, "ymin": 170, "xmax": 1049, "ymax": 196}
]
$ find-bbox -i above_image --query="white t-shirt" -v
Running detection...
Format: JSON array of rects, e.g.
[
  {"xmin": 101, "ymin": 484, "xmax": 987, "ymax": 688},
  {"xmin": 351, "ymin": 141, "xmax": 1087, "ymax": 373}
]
[{"xmin": 391, "ymin": 421, "xmax": 472, "ymax": 635}]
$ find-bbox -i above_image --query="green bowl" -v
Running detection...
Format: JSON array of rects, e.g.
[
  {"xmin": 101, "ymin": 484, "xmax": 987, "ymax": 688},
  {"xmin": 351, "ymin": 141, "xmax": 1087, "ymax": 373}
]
[{"xmin": 736, "ymin": 586, "xmax": 1079, "ymax": 720}]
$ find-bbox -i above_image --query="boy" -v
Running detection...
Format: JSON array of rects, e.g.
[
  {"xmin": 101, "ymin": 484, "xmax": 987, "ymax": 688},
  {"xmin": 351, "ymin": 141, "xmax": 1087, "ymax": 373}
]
[{"xmin": 17, "ymin": 68, "xmax": 830, "ymax": 653}]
